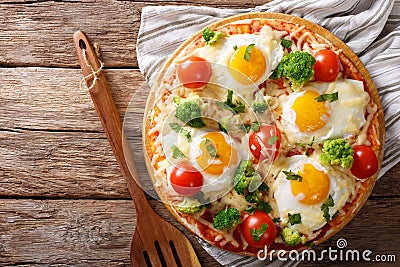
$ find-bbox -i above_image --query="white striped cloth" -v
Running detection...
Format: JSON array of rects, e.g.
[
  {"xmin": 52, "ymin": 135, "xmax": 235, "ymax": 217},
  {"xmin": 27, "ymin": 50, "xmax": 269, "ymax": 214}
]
[{"xmin": 137, "ymin": 0, "xmax": 400, "ymax": 266}]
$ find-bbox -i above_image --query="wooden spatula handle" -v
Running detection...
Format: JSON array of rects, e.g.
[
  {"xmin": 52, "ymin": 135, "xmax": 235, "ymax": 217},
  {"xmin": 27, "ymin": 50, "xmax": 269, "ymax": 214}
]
[{"xmin": 73, "ymin": 31, "xmax": 150, "ymax": 213}]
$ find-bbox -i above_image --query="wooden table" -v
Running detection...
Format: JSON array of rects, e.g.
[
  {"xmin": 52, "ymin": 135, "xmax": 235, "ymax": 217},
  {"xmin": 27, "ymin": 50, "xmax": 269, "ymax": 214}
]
[{"xmin": 0, "ymin": 1, "xmax": 399, "ymax": 266}]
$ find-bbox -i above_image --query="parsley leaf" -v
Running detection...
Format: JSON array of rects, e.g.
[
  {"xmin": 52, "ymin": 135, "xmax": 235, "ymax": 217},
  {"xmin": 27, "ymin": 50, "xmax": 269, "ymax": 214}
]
[
  {"xmin": 298, "ymin": 136, "xmax": 315, "ymax": 156},
  {"xmin": 233, "ymin": 45, "xmax": 238, "ymax": 50},
  {"xmin": 169, "ymin": 123, "xmax": 191, "ymax": 142},
  {"xmin": 273, "ymin": 217, "xmax": 281, "ymax": 223},
  {"xmin": 204, "ymin": 138, "xmax": 219, "ymax": 158},
  {"xmin": 268, "ymin": 135, "xmax": 278, "ymax": 145},
  {"xmin": 246, "ymin": 206, "xmax": 256, "ymax": 214},
  {"xmin": 315, "ymin": 92, "xmax": 339, "ymax": 103},
  {"xmin": 283, "ymin": 170, "xmax": 303, "ymax": 182},
  {"xmin": 257, "ymin": 201, "xmax": 272, "ymax": 214},
  {"xmin": 251, "ymin": 122, "xmax": 260, "ymax": 132},
  {"xmin": 288, "ymin": 213, "xmax": 302, "ymax": 225},
  {"xmin": 202, "ymin": 27, "xmax": 224, "ymax": 45},
  {"xmin": 321, "ymin": 195, "xmax": 335, "ymax": 222},
  {"xmin": 172, "ymin": 145, "xmax": 186, "ymax": 159},
  {"xmin": 244, "ymin": 43, "xmax": 255, "ymax": 61},
  {"xmin": 216, "ymin": 90, "xmax": 246, "ymax": 114},
  {"xmin": 251, "ymin": 223, "xmax": 269, "ymax": 242},
  {"xmin": 280, "ymin": 38, "xmax": 293, "ymax": 48}
]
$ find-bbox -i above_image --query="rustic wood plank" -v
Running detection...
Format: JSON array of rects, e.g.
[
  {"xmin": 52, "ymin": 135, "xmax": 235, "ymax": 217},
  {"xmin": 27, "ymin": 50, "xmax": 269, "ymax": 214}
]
[
  {"xmin": 0, "ymin": 68, "xmax": 146, "ymax": 132},
  {"xmin": 0, "ymin": 0, "xmax": 269, "ymax": 68},
  {"xmin": 0, "ymin": 198, "xmax": 398, "ymax": 266}
]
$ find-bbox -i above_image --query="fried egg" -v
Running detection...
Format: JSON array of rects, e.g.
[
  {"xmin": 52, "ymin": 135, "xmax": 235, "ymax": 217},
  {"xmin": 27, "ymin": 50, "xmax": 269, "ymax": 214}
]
[
  {"xmin": 163, "ymin": 128, "xmax": 251, "ymax": 197},
  {"xmin": 272, "ymin": 155, "xmax": 353, "ymax": 234},
  {"xmin": 280, "ymin": 79, "xmax": 369, "ymax": 144},
  {"xmin": 193, "ymin": 26, "xmax": 284, "ymax": 102}
]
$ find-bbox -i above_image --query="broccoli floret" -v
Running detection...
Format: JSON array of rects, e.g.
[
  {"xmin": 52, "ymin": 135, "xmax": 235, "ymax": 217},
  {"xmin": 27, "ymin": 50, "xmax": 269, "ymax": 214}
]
[
  {"xmin": 270, "ymin": 51, "xmax": 316, "ymax": 90},
  {"xmin": 281, "ymin": 227, "xmax": 307, "ymax": 246},
  {"xmin": 320, "ymin": 139, "xmax": 354, "ymax": 169},
  {"xmin": 175, "ymin": 99, "xmax": 205, "ymax": 128},
  {"xmin": 203, "ymin": 27, "xmax": 224, "ymax": 45},
  {"xmin": 233, "ymin": 160, "xmax": 261, "ymax": 195},
  {"xmin": 245, "ymin": 191, "xmax": 262, "ymax": 203},
  {"xmin": 252, "ymin": 101, "xmax": 268, "ymax": 113},
  {"xmin": 177, "ymin": 197, "xmax": 202, "ymax": 214},
  {"xmin": 213, "ymin": 208, "xmax": 241, "ymax": 230}
]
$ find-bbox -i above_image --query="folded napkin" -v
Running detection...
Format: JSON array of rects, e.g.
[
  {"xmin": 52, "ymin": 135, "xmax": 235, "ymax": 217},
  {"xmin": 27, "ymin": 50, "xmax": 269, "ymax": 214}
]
[{"xmin": 137, "ymin": 0, "xmax": 399, "ymax": 265}]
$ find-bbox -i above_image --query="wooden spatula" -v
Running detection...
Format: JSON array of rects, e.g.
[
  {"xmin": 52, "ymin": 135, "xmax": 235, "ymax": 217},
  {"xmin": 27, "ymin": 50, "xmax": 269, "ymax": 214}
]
[{"xmin": 73, "ymin": 31, "xmax": 201, "ymax": 267}]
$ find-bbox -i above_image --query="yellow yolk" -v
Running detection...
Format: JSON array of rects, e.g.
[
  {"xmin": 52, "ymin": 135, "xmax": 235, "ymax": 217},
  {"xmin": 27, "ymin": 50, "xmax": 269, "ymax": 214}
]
[
  {"xmin": 196, "ymin": 132, "xmax": 238, "ymax": 175},
  {"xmin": 292, "ymin": 91, "xmax": 329, "ymax": 132},
  {"xmin": 228, "ymin": 46, "xmax": 266, "ymax": 84},
  {"xmin": 291, "ymin": 164, "xmax": 330, "ymax": 205}
]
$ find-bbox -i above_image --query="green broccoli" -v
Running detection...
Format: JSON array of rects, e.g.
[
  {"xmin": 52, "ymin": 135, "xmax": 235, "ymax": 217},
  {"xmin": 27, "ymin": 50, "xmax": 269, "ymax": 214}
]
[
  {"xmin": 203, "ymin": 27, "xmax": 224, "ymax": 45},
  {"xmin": 233, "ymin": 160, "xmax": 261, "ymax": 195},
  {"xmin": 213, "ymin": 208, "xmax": 241, "ymax": 230},
  {"xmin": 175, "ymin": 99, "xmax": 205, "ymax": 128},
  {"xmin": 281, "ymin": 227, "xmax": 307, "ymax": 246},
  {"xmin": 177, "ymin": 197, "xmax": 202, "ymax": 214},
  {"xmin": 270, "ymin": 51, "xmax": 316, "ymax": 90},
  {"xmin": 245, "ymin": 191, "xmax": 262, "ymax": 203},
  {"xmin": 252, "ymin": 101, "xmax": 269, "ymax": 113},
  {"xmin": 320, "ymin": 139, "xmax": 354, "ymax": 169}
]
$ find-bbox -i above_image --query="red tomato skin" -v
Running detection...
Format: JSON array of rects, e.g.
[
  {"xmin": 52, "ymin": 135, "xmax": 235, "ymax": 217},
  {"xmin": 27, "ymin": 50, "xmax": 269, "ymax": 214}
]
[
  {"xmin": 177, "ymin": 56, "xmax": 212, "ymax": 88},
  {"xmin": 170, "ymin": 162, "xmax": 204, "ymax": 196},
  {"xmin": 242, "ymin": 211, "xmax": 277, "ymax": 248},
  {"xmin": 350, "ymin": 145, "xmax": 379, "ymax": 179},
  {"xmin": 313, "ymin": 49, "xmax": 340, "ymax": 82},
  {"xmin": 249, "ymin": 125, "xmax": 281, "ymax": 161}
]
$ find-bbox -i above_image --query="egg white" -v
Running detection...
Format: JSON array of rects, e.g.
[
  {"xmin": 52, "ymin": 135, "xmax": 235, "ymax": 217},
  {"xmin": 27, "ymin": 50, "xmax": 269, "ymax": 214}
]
[
  {"xmin": 280, "ymin": 79, "xmax": 369, "ymax": 144},
  {"xmin": 272, "ymin": 155, "xmax": 353, "ymax": 234}
]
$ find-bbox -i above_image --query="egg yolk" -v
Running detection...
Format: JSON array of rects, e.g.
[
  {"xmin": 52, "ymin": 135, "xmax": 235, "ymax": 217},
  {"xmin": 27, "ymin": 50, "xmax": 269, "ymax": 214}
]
[
  {"xmin": 292, "ymin": 91, "xmax": 329, "ymax": 132},
  {"xmin": 196, "ymin": 132, "xmax": 238, "ymax": 175},
  {"xmin": 291, "ymin": 164, "xmax": 330, "ymax": 205},
  {"xmin": 228, "ymin": 45, "xmax": 266, "ymax": 85}
]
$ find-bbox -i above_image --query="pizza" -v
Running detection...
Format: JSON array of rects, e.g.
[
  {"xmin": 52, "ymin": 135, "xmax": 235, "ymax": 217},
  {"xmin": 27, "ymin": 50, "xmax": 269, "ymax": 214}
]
[{"xmin": 142, "ymin": 13, "xmax": 384, "ymax": 256}]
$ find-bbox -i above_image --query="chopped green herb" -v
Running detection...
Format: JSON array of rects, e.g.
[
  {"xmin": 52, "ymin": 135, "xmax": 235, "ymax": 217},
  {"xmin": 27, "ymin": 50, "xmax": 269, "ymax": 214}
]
[
  {"xmin": 332, "ymin": 211, "xmax": 339, "ymax": 219},
  {"xmin": 202, "ymin": 27, "xmax": 224, "ymax": 45},
  {"xmin": 251, "ymin": 223, "xmax": 269, "ymax": 242},
  {"xmin": 321, "ymin": 195, "xmax": 335, "ymax": 222},
  {"xmin": 315, "ymin": 92, "xmax": 339, "ymax": 103},
  {"xmin": 251, "ymin": 122, "xmax": 260, "ymax": 132},
  {"xmin": 258, "ymin": 183, "xmax": 269, "ymax": 192},
  {"xmin": 305, "ymin": 242, "xmax": 315, "ymax": 247},
  {"xmin": 257, "ymin": 201, "xmax": 272, "ymax": 214},
  {"xmin": 298, "ymin": 136, "xmax": 315, "ymax": 156},
  {"xmin": 244, "ymin": 43, "xmax": 255, "ymax": 61},
  {"xmin": 280, "ymin": 38, "xmax": 293, "ymax": 48},
  {"xmin": 288, "ymin": 213, "xmax": 302, "ymax": 225},
  {"xmin": 169, "ymin": 122, "xmax": 191, "ymax": 141},
  {"xmin": 246, "ymin": 206, "xmax": 256, "ymax": 214},
  {"xmin": 204, "ymin": 138, "xmax": 219, "ymax": 158},
  {"xmin": 283, "ymin": 170, "xmax": 303, "ymax": 182},
  {"xmin": 268, "ymin": 135, "xmax": 278, "ymax": 145},
  {"xmin": 273, "ymin": 217, "xmax": 281, "ymax": 223},
  {"xmin": 172, "ymin": 145, "xmax": 186, "ymax": 159},
  {"xmin": 233, "ymin": 45, "xmax": 238, "ymax": 50},
  {"xmin": 216, "ymin": 90, "xmax": 246, "ymax": 114}
]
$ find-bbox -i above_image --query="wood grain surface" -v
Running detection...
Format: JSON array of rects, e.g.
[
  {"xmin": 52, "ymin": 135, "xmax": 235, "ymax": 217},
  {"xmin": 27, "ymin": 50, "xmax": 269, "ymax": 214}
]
[{"xmin": 0, "ymin": 0, "xmax": 399, "ymax": 266}]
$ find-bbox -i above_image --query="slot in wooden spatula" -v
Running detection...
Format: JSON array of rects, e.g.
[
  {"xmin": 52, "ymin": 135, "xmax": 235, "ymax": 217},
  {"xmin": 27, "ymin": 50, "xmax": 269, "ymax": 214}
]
[{"xmin": 73, "ymin": 30, "xmax": 201, "ymax": 267}]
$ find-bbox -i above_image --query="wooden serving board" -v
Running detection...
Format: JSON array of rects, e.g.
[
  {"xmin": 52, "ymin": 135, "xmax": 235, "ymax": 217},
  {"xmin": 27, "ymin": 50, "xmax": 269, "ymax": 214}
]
[{"xmin": 142, "ymin": 12, "xmax": 385, "ymax": 255}]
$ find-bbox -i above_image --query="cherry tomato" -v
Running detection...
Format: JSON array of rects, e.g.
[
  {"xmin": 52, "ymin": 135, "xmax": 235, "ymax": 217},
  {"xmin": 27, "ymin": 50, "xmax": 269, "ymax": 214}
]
[
  {"xmin": 242, "ymin": 211, "xmax": 277, "ymax": 248},
  {"xmin": 313, "ymin": 49, "xmax": 340, "ymax": 82},
  {"xmin": 249, "ymin": 125, "xmax": 281, "ymax": 161},
  {"xmin": 177, "ymin": 56, "xmax": 212, "ymax": 88},
  {"xmin": 170, "ymin": 162, "xmax": 204, "ymax": 196},
  {"xmin": 350, "ymin": 145, "xmax": 378, "ymax": 179}
]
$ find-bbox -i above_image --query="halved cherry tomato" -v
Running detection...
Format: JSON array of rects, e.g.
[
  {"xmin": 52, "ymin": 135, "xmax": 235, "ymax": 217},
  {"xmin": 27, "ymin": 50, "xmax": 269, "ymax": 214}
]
[
  {"xmin": 242, "ymin": 211, "xmax": 277, "ymax": 248},
  {"xmin": 170, "ymin": 162, "xmax": 204, "ymax": 196},
  {"xmin": 313, "ymin": 49, "xmax": 340, "ymax": 82},
  {"xmin": 177, "ymin": 56, "xmax": 212, "ymax": 88},
  {"xmin": 350, "ymin": 145, "xmax": 378, "ymax": 179},
  {"xmin": 249, "ymin": 125, "xmax": 281, "ymax": 161}
]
